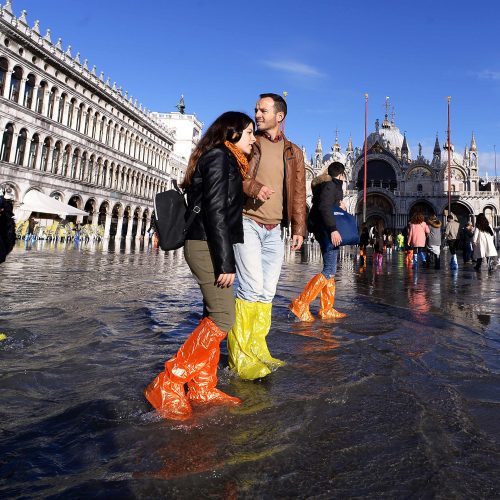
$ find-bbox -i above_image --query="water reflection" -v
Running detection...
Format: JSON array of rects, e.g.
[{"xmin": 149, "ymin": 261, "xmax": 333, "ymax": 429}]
[{"xmin": 0, "ymin": 242, "xmax": 498, "ymax": 497}]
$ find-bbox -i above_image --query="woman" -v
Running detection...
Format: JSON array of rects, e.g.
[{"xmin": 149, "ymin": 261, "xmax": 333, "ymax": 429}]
[
  {"xmin": 145, "ymin": 112, "xmax": 256, "ymax": 420},
  {"xmin": 289, "ymin": 162, "xmax": 347, "ymax": 322},
  {"xmin": 473, "ymin": 213, "xmax": 497, "ymax": 271},
  {"xmin": 372, "ymin": 220, "xmax": 385, "ymax": 267},
  {"xmin": 408, "ymin": 212, "xmax": 429, "ymax": 268},
  {"xmin": 426, "ymin": 214, "xmax": 442, "ymax": 269}
]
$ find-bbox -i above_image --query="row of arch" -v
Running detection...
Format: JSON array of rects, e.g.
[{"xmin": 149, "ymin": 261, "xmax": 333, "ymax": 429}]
[
  {"xmin": 0, "ymin": 55, "xmax": 174, "ymax": 173},
  {"xmin": 0, "ymin": 122, "xmax": 176, "ymax": 198}
]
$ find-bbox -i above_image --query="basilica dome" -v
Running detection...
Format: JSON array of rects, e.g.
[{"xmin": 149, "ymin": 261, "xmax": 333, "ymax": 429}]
[
  {"xmin": 440, "ymin": 144, "xmax": 463, "ymax": 167},
  {"xmin": 365, "ymin": 116, "xmax": 411, "ymax": 159}
]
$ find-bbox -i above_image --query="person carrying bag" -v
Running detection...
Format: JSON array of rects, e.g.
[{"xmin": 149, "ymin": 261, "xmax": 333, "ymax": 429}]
[
  {"xmin": 144, "ymin": 112, "xmax": 256, "ymax": 420},
  {"xmin": 289, "ymin": 162, "xmax": 350, "ymax": 321}
]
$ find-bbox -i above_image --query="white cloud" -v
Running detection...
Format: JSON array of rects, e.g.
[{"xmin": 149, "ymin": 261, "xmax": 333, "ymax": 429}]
[
  {"xmin": 262, "ymin": 60, "xmax": 325, "ymax": 78},
  {"xmin": 476, "ymin": 70, "xmax": 500, "ymax": 81}
]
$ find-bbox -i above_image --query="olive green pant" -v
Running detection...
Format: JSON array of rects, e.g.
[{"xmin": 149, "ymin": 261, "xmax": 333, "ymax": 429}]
[{"xmin": 184, "ymin": 239, "xmax": 235, "ymax": 332}]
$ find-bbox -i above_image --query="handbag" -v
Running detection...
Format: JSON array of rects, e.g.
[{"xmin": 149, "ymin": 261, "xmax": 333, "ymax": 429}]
[
  {"xmin": 331, "ymin": 207, "xmax": 359, "ymax": 246},
  {"xmin": 153, "ymin": 180, "xmax": 201, "ymax": 251}
]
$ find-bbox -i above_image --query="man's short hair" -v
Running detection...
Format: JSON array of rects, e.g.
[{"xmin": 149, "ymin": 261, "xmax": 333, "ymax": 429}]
[
  {"xmin": 259, "ymin": 93, "xmax": 287, "ymax": 118},
  {"xmin": 328, "ymin": 162, "xmax": 345, "ymax": 178}
]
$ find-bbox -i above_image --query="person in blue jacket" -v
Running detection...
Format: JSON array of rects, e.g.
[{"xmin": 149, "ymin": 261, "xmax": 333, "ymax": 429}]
[{"xmin": 289, "ymin": 162, "xmax": 348, "ymax": 321}]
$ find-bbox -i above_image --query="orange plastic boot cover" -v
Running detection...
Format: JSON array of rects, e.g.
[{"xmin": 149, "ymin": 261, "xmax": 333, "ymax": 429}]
[
  {"xmin": 144, "ymin": 317, "xmax": 225, "ymax": 420},
  {"xmin": 188, "ymin": 344, "xmax": 242, "ymax": 405},
  {"xmin": 318, "ymin": 278, "xmax": 347, "ymax": 319},
  {"xmin": 289, "ymin": 273, "xmax": 327, "ymax": 322}
]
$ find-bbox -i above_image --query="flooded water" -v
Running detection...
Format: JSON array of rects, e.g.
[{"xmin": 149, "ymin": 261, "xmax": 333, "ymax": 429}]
[{"xmin": 1, "ymin": 241, "xmax": 499, "ymax": 498}]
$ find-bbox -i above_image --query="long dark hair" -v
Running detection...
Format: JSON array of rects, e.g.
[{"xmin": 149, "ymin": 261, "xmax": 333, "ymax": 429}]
[
  {"xmin": 475, "ymin": 213, "xmax": 494, "ymax": 235},
  {"xmin": 180, "ymin": 111, "xmax": 254, "ymax": 189}
]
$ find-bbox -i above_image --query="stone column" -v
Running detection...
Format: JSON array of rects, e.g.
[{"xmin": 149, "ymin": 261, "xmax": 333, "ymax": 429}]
[
  {"xmin": 135, "ymin": 214, "xmax": 143, "ymax": 240},
  {"xmin": 41, "ymin": 89, "xmax": 50, "ymax": 117},
  {"xmin": 30, "ymin": 85, "xmax": 39, "ymax": 112},
  {"xmin": 18, "ymin": 78, "xmax": 27, "ymax": 106},
  {"xmin": 62, "ymin": 100, "xmax": 70, "ymax": 125},
  {"xmin": 125, "ymin": 214, "xmax": 133, "ymax": 240},
  {"xmin": 7, "ymin": 132, "xmax": 17, "ymax": 164},
  {"xmin": 91, "ymin": 211, "xmax": 99, "ymax": 230},
  {"xmin": 145, "ymin": 216, "xmax": 152, "ymax": 242},
  {"xmin": 2, "ymin": 70, "xmax": 12, "ymax": 99},
  {"xmin": 115, "ymin": 213, "xmax": 124, "ymax": 241},
  {"xmin": 103, "ymin": 213, "xmax": 112, "ymax": 239}
]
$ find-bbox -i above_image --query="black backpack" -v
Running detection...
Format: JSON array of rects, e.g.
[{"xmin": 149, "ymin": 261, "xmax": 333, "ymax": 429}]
[{"xmin": 153, "ymin": 181, "xmax": 201, "ymax": 251}]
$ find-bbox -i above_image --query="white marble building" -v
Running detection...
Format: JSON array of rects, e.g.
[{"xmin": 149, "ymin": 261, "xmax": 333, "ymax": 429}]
[
  {"xmin": 0, "ymin": 1, "xmax": 188, "ymax": 239},
  {"xmin": 307, "ymin": 102, "xmax": 499, "ymax": 231}
]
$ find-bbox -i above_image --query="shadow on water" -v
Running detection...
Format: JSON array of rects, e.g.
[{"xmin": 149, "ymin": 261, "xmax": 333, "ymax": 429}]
[{"xmin": 0, "ymin": 242, "xmax": 499, "ymax": 498}]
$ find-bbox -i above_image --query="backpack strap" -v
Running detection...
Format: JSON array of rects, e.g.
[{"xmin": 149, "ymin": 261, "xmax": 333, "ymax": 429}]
[{"xmin": 172, "ymin": 179, "xmax": 202, "ymax": 234}]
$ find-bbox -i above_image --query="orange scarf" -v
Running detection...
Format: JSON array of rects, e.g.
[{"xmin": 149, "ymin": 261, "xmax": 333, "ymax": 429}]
[{"xmin": 224, "ymin": 141, "xmax": 250, "ymax": 178}]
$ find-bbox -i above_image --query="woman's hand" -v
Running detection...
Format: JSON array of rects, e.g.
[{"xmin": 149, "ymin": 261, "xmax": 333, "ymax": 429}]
[{"xmin": 216, "ymin": 273, "xmax": 235, "ymax": 288}]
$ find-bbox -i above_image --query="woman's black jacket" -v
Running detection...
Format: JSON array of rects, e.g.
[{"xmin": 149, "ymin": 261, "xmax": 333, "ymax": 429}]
[
  {"xmin": 185, "ymin": 145, "xmax": 243, "ymax": 276},
  {"xmin": 308, "ymin": 173, "xmax": 343, "ymax": 236}
]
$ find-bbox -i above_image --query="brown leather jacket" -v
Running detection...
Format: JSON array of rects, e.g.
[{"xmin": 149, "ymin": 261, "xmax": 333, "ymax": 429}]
[{"xmin": 242, "ymin": 134, "xmax": 307, "ymax": 236}]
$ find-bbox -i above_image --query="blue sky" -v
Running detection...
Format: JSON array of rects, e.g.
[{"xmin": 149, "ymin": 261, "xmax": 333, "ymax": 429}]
[{"xmin": 14, "ymin": 0, "xmax": 500, "ymax": 175}]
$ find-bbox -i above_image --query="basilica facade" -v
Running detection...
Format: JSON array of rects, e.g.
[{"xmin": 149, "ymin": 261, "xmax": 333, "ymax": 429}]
[
  {"xmin": 0, "ymin": 2, "xmax": 189, "ymax": 239},
  {"xmin": 306, "ymin": 108, "xmax": 499, "ymax": 232}
]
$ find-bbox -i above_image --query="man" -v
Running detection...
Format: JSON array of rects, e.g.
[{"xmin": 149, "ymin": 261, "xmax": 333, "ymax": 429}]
[
  {"xmin": 444, "ymin": 212, "xmax": 460, "ymax": 270},
  {"xmin": 228, "ymin": 93, "xmax": 307, "ymax": 380}
]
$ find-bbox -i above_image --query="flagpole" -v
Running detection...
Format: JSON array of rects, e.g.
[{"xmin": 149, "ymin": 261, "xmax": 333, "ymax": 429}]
[
  {"xmin": 447, "ymin": 96, "xmax": 451, "ymax": 216},
  {"xmin": 282, "ymin": 91, "xmax": 288, "ymax": 134},
  {"xmin": 363, "ymin": 93, "xmax": 368, "ymax": 223}
]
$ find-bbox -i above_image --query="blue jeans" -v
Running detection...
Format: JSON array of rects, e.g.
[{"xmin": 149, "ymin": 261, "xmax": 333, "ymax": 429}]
[
  {"xmin": 317, "ymin": 230, "xmax": 339, "ymax": 278},
  {"xmin": 234, "ymin": 217, "xmax": 285, "ymax": 303},
  {"xmin": 320, "ymin": 242, "xmax": 339, "ymax": 277}
]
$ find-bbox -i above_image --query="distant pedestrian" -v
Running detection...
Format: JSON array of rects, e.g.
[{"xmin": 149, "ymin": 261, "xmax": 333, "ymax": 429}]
[
  {"xmin": 426, "ymin": 214, "xmax": 442, "ymax": 269},
  {"xmin": 444, "ymin": 212, "xmax": 460, "ymax": 270},
  {"xmin": 396, "ymin": 231, "xmax": 404, "ymax": 251},
  {"xmin": 408, "ymin": 213, "xmax": 429, "ymax": 268},
  {"xmin": 0, "ymin": 196, "xmax": 16, "ymax": 264},
  {"xmin": 462, "ymin": 222, "xmax": 474, "ymax": 264},
  {"xmin": 372, "ymin": 220, "xmax": 385, "ymax": 268},
  {"xmin": 359, "ymin": 224, "xmax": 369, "ymax": 265},
  {"xmin": 473, "ymin": 214, "xmax": 497, "ymax": 271}
]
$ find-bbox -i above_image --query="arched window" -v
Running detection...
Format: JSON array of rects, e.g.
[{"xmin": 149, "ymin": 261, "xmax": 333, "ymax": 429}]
[
  {"xmin": 67, "ymin": 98, "xmax": 76, "ymax": 128},
  {"xmin": 70, "ymin": 149, "xmax": 80, "ymax": 178},
  {"xmin": 105, "ymin": 120, "xmax": 111, "ymax": 145},
  {"xmin": 0, "ymin": 57, "xmax": 8, "ymax": 95},
  {"xmin": 15, "ymin": 128, "xmax": 28, "ymax": 165},
  {"xmin": 23, "ymin": 73, "xmax": 36, "ymax": 108},
  {"xmin": 112, "ymin": 124, "xmax": 118, "ymax": 147},
  {"xmin": 92, "ymin": 112, "xmax": 99, "ymax": 139},
  {"xmin": 88, "ymin": 155, "xmax": 95, "ymax": 183},
  {"xmin": 99, "ymin": 117, "xmax": 106, "ymax": 142},
  {"xmin": 76, "ymin": 103, "xmax": 84, "ymax": 131},
  {"xmin": 41, "ymin": 137, "xmax": 51, "ymax": 171},
  {"xmin": 28, "ymin": 133, "xmax": 39, "ymax": 169},
  {"xmin": 9, "ymin": 66, "xmax": 22, "ymax": 102},
  {"xmin": 84, "ymin": 108, "xmax": 92, "ymax": 135},
  {"xmin": 80, "ymin": 152, "xmax": 87, "ymax": 180},
  {"xmin": 62, "ymin": 145, "xmax": 71, "ymax": 176},
  {"xmin": 102, "ymin": 160, "xmax": 108, "ymax": 187},
  {"xmin": 47, "ymin": 86, "xmax": 58, "ymax": 119},
  {"xmin": 1, "ymin": 123, "xmax": 14, "ymax": 162},
  {"xmin": 52, "ymin": 141, "xmax": 62, "ymax": 173},
  {"xmin": 58, "ymin": 93, "xmax": 67, "ymax": 123},
  {"xmin": 36, "ymin": 81, "xmax": 48, "ymax": 113},
  {"xmin": 417, "ymin": 184, "xmax": 423, "ymax": 192}
]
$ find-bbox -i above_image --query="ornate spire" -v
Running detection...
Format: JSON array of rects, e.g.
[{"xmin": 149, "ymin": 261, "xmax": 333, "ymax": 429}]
[
  {"xmin": 332, "ymin": 128, "xmax": 340, "ymax": 152},
  {"xmin": 401, "ymin": 133, "xmax": 408, "ymax": 155},
  {"xmin": 433, "ymin": 133, "xmax": 441, "ymax": 155},
  {"xmin": 346, "ymin": 134, "xmax": 353, "ymax": 152},
  {"xmin": 315, "ymin": 136, "xmax": 322, "ymax": 153},
  {"xmin": 470, "ymin": 131, "xmax": 477, "ymax": 151}
]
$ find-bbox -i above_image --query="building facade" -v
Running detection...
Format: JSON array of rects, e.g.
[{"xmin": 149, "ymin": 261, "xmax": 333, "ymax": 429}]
[
  {"xmin": 307, "ymin": 105, "xmax": 499, "ymax": 232},
  {"xmin": 0, "ymin": 2, "xmax": 188, "ymax": 239}
]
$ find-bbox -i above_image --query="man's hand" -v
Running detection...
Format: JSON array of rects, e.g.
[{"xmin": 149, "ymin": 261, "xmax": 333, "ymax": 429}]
[
  {"xmin": 330, "ymin": 230, "xmax": 342, "ymax": 247},
  {"xmin": 339, "ymin": 200, "xmax": 346, "ymax": 210},
  {"xmin": 291, "ymin": 235, "xmax": 304, "ymax": 251},
  {"xmin": 256, "ymin": 185, "xmax": 275, "ymax": 202}
]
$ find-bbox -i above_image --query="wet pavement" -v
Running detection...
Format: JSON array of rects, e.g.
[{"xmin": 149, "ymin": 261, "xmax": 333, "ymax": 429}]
[{"xmin": 0, "ymin": 241, "xmax": 499, "ymax": 499}]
